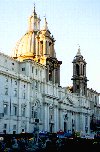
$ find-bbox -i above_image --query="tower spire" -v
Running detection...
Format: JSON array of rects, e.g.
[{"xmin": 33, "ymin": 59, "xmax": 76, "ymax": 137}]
[
  {"xmin": 33, "ymin": 3, "xmax": 37, "ymax": 15},
  {"xmin": 42, "ymin": 16, "xmax": 48, "ymax": 30}
]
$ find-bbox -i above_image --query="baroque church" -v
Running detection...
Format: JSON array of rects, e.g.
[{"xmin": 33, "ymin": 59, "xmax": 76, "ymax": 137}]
[{"xmin": 0, "ymin": 6, "xmax": 100, "ymax": 135}]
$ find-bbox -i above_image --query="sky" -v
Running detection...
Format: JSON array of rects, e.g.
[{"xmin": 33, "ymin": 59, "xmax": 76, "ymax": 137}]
[{"xmin": 0, "ymin": 0, "xmax": 100, "ymax": 93}]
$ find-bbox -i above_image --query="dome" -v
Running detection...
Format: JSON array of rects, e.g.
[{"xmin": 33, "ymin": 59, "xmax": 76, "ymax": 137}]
[
  {"xmin": 12, "ymin": 31, "xmax": 36, "ymax": 61},
  {"xmin": 12, "ymin": 6, "xmax": 40, "ymax": 61},
  {"xmin": 12, "ymin": 7, "xmax": 55, "ymax": 62}
]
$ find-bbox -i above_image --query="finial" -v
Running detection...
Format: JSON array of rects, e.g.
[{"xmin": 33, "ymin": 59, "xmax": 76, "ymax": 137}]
[
  {"xmin": 76, "ymin": 44, "xmax": 81, "ymax": 56},
  {"xmin": 44, "ymin": 13, "xmax": 46, "ymax": 18},
  {"xmin": 44, "ymin": 17, "xmax": 47, "ymax": 24}
]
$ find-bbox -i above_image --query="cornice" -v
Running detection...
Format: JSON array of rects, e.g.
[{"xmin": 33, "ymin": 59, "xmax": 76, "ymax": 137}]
[{"xmin": 0, "ymin": 68, "xmax": 30, "ymax": 83}]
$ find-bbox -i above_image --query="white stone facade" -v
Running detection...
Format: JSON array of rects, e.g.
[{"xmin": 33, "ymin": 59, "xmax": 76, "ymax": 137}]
[
  {"xmin": 0, "ymin": 52, "xmax": 99, "ymax": 135},
  {"xmin": 0, "ymin": 6, "xmax": 100, "ymax": 136}
]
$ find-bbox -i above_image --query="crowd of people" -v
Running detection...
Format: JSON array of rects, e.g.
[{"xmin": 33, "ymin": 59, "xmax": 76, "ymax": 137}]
[{"xmin": 0, "ymin": 132, "xmax": 100, "ymax": 152}]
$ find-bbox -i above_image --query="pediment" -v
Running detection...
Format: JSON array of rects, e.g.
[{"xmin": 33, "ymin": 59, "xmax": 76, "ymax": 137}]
[{"xmin": 63, "ymin": 96, "xmax": 74, "ymax": 106}]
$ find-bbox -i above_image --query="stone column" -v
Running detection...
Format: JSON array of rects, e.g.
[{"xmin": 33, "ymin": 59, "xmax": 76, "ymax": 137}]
[
  {"xmin": 54, "ymin": 105, "xmax": 56, "ymax": 132},
  {"xmin": 43, "ymin": 40, "xmax": 46, "ymax": 55},
  {"xmin": 32, "ymin": 33, "xmax": 35, "ymax": 54},
  {"xmin": 43, "ymin": 103, "xmax": 48, "ymax": 131},
  {"xmin": 52, "ymin": 43, "xmax": 55, "ymax": 57},
  {"xmin": 47, "ymin": 104, "xmax": 49, "ymax": 131},
  {"xmin": 84, "ymin": 65, "xmax": 86, "ymax": 76},
  {"xmin": 79, "ymin": 113, "xmax": 84, "ymax": 133},
  {"xmin": 55, "ymin": 65, "xmax": 60, "ymax": 85},
  {"xmin": 59, "ymin": 108, "xmax": 63, "ymax": 130},
  {"xmin": 54, "ymin": 105, "xmax": 59, "ymax": 132},
  {"xmin": 52, "ymin": 69, "xmax": 55, "ymax": 84},
  {"xmin": 28, "ymin": 34, "xmax": 32, "ymax": 53},
  {"xmin": 17, "ymin": 80, "xmax": 22, "ymax": 134},
  {"xmin": 36, "ymin": 37, "xmax": 39, "ymax": 56},
  {"xmin": 25, "ymin": 82, "xmax": 30, "ymax": 133}
]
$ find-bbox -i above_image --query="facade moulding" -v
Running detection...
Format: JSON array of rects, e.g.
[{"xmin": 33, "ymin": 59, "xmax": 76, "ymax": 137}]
[{"xmin": 42, "ymin": 93, "xmax": 59, "ymax": 100}]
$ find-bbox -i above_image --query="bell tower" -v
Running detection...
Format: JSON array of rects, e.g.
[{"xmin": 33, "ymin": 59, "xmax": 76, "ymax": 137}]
[{"xmin": 71, "ymin": 46, "xmax": 88, "ymax": 96}]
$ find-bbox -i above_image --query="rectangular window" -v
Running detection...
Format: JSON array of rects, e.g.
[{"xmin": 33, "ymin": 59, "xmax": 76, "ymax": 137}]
[
  {"xmin": 6, "ymin": 78, "xmax": 8, "ymax": 82},
  {"xmin": 23, "ymin": 92, "xmax": 25, "ymax": 99},
  {"xmin": 32, "ymin": 67, "xmax": 34, "ymax": 73},
  {"xmin": 77, "ymin": 85, "xmax": 79, "ymax": 89},
  {"xmin": 40, "ymin": 83, "xmax": 42, "ymax": 92},
  {"xmin": 95, "ymin": 96, "xmax": 97, "ymax": 102},
  {"xmin": 22, "ymin": 107, "xmax": 25, "ymax": 117},
  {"xmin": 4, "ymin": 124, "xmax": 7, "ymax": 129},
  {"xmin": 22, "ymin": 68, "xmax": 25, "ymax": 71},
  {"xmin": 15, "ymin": 81, "xmax": 17, "ymax": 85},
  {"xmin": 4, "ymin": 104, "xmax": 8, "ymax": 115},
  {"xmin": 13, "ymin": 125, "xmax": 16, "ymax": 130},
  {"xmin": 13, "ymin": 106, "xmax": 17, "ymax": 116},
  {"xmin": 35, "ymin": 81, "xmax": 38, "ymax": 89},
  {"xmin": 35, "ymin": 69, "xmax": 37, "ymax": 75},
  {"xmin": 40, "ymin": 70, "xmax": 42, "ymax": 76},
  {"xmin": 14, "ymin": 89, "xmax": 17, "ymax": 97},
  {"xmin": 5, "ymin": 88, "xmax": 8, "ymax": 95}
]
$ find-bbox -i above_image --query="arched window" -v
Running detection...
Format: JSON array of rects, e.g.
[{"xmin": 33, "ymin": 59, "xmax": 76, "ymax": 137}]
[
  {"xmin": 76, "ymin": 64, "xmax": 79, "ymax": 76},
  {"xmin": 31, "ymin": 101, "xmax": 41, "ymax": 119}
]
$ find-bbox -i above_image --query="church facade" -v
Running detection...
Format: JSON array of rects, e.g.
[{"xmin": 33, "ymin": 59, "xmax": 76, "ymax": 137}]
[{"xmin": 0, "ymin": 7, "xmax": 100, "ymax": 135}]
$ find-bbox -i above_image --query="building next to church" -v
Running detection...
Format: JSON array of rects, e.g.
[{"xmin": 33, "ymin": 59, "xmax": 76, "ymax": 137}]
[{"xmin": 0, "ymin": 6, "xmax": 100, "ymax": 135}]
